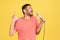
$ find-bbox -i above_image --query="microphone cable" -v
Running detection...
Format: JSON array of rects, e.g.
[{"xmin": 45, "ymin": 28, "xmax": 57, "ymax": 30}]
[{"xmin": 43, "ymin": 22, "xmax": 46, "ymax": 40}]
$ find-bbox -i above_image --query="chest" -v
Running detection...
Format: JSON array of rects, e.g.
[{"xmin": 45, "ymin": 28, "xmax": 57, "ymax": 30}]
[{"xmin": 17, "ymin": 19, "xmax": 36, "ymax": 31}]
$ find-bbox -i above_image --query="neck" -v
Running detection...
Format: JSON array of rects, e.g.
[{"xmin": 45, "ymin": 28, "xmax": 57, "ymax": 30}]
[{"xmin": 24, "ymin": 14, "xmax": 31, "ymax": 20}]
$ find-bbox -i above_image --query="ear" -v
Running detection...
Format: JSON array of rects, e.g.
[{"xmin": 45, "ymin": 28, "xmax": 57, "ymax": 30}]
[{"xmin": 23, "ymin": 9, "xmax": 26, "ymax": 13}]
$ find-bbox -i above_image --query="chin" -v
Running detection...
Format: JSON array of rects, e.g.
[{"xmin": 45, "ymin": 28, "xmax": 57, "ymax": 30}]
[{"xmin": 30, "ymin": 14, "xmax": 33, "ymax": 16}]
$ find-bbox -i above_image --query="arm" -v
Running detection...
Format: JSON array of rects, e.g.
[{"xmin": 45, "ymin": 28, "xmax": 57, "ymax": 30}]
[
  {"xmin": 9, "ymin": 14, "xmax": 18, "ymax": 36},
  {"xmin": 9, "ymin": 21, "xmax": 16, "ymax": 36},
  {"xmin": 36, "ymin": 21, "xmax": 44, "ymax": 35},
  {"xmin": 36, "ymin": 17, "xmax": 45, "ymax": 35}
]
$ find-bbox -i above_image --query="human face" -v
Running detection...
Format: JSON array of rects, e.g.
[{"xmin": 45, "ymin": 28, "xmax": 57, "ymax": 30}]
[{"xmin": 25, "ymin": 6, "xmax": 33, "ymax": 16}]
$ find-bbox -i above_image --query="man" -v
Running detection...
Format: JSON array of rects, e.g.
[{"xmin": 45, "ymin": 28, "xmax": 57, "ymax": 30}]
[{"xmin": 9, "ymin": 4, "xmax": 45, "ymax": 40}]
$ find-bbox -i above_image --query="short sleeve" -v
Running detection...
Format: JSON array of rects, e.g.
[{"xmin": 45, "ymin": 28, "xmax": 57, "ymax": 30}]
[
  {"xmin": 35, "ymin": 16, "xmax": 39, "ymax": 28},
  {"xmin": 14, "ymin": 20, "xmax": 18, "ymax": 31}
]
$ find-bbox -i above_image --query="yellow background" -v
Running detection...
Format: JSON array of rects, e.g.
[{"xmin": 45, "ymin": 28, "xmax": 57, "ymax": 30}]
[{"xmin": 0, "ymin": 0, "xmax": 60, "ymax": 40}]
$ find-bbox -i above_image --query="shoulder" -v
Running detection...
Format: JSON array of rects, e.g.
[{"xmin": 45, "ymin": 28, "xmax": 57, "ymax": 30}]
[
  {"xmin": 15, "ymin": 17, "xmax": 23, "ymax": 22},
  {"xmin": 31, "ymin": 16, "xmax": 37, "ymax": 19},
  {"xmin": 30, "ymin": 16, "xmax": 38, "ymax": 22}
]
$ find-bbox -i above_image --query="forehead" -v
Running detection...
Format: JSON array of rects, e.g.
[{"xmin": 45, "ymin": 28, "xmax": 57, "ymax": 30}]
[{"xmin": 26, "ymin": 6, "xmax": 32, "ymax": 9}]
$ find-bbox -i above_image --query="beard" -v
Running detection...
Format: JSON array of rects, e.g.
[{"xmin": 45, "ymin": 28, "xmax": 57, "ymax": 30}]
[{"xmin": 27, "ymin": 13, "xmax": 33, "ymax": 16}]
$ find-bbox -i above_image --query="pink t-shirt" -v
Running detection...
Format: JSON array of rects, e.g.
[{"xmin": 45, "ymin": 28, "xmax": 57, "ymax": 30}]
[{"xmin": 14, "ymin": 16, "xmax": 39, "ymax": 40}]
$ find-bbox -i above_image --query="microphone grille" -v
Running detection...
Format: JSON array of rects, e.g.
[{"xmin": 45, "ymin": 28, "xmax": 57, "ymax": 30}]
[
  {"xmin": 36, "ymin": 13, "xmax": 39, "ymax": 16},
  {"xmin": 36, "ymin": 13, "xmax": 41, "ymax": 17}
]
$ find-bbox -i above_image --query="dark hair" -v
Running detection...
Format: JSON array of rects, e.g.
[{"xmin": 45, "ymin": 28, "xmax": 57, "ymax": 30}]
[{"xmin": 22, "ymin": 4, "xmax": 31, "ymax": 14}]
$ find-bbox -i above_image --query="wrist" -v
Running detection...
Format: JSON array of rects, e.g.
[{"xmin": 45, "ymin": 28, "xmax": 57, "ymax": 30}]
[
  {"xmin": 40, "ymin": 21, "xmax": 44, "ymax": 24},
  {"xmin": 12, "ymin": 20, "xmax": 16, "ymax": 23}
]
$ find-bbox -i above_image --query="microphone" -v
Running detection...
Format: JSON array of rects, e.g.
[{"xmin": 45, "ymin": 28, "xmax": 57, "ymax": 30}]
[
  {"xmin": 36, "ymin": 13, "xmax": 42, "ymax": 18},
  {"xmin": 36, "ymin": 13, "xmax": 45, "ymax": 22},
  {"xmin": 36, "ymin": 13, "xmax": 46, "ymax": 40}
]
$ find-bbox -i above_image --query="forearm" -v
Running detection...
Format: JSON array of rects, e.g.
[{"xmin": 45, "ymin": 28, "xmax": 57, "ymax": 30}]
[
  {"xmin": 9, "ymin": 21, "xmax": 16, "ymax": 36},
  {"xmin": 36, "ymin": 21, "xmax": 43, "ymax": 35}
]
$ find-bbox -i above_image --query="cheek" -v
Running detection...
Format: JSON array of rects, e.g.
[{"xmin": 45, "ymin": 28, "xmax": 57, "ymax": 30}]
[{"xmin": 28, "ymin": 9, "xmax": 31, "ymax": 12}]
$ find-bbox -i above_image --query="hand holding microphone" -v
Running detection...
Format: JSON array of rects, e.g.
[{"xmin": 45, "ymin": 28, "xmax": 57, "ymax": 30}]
[{"xmin": 36, "ymin": 13, "xmax": 45, "ymax": 23}]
